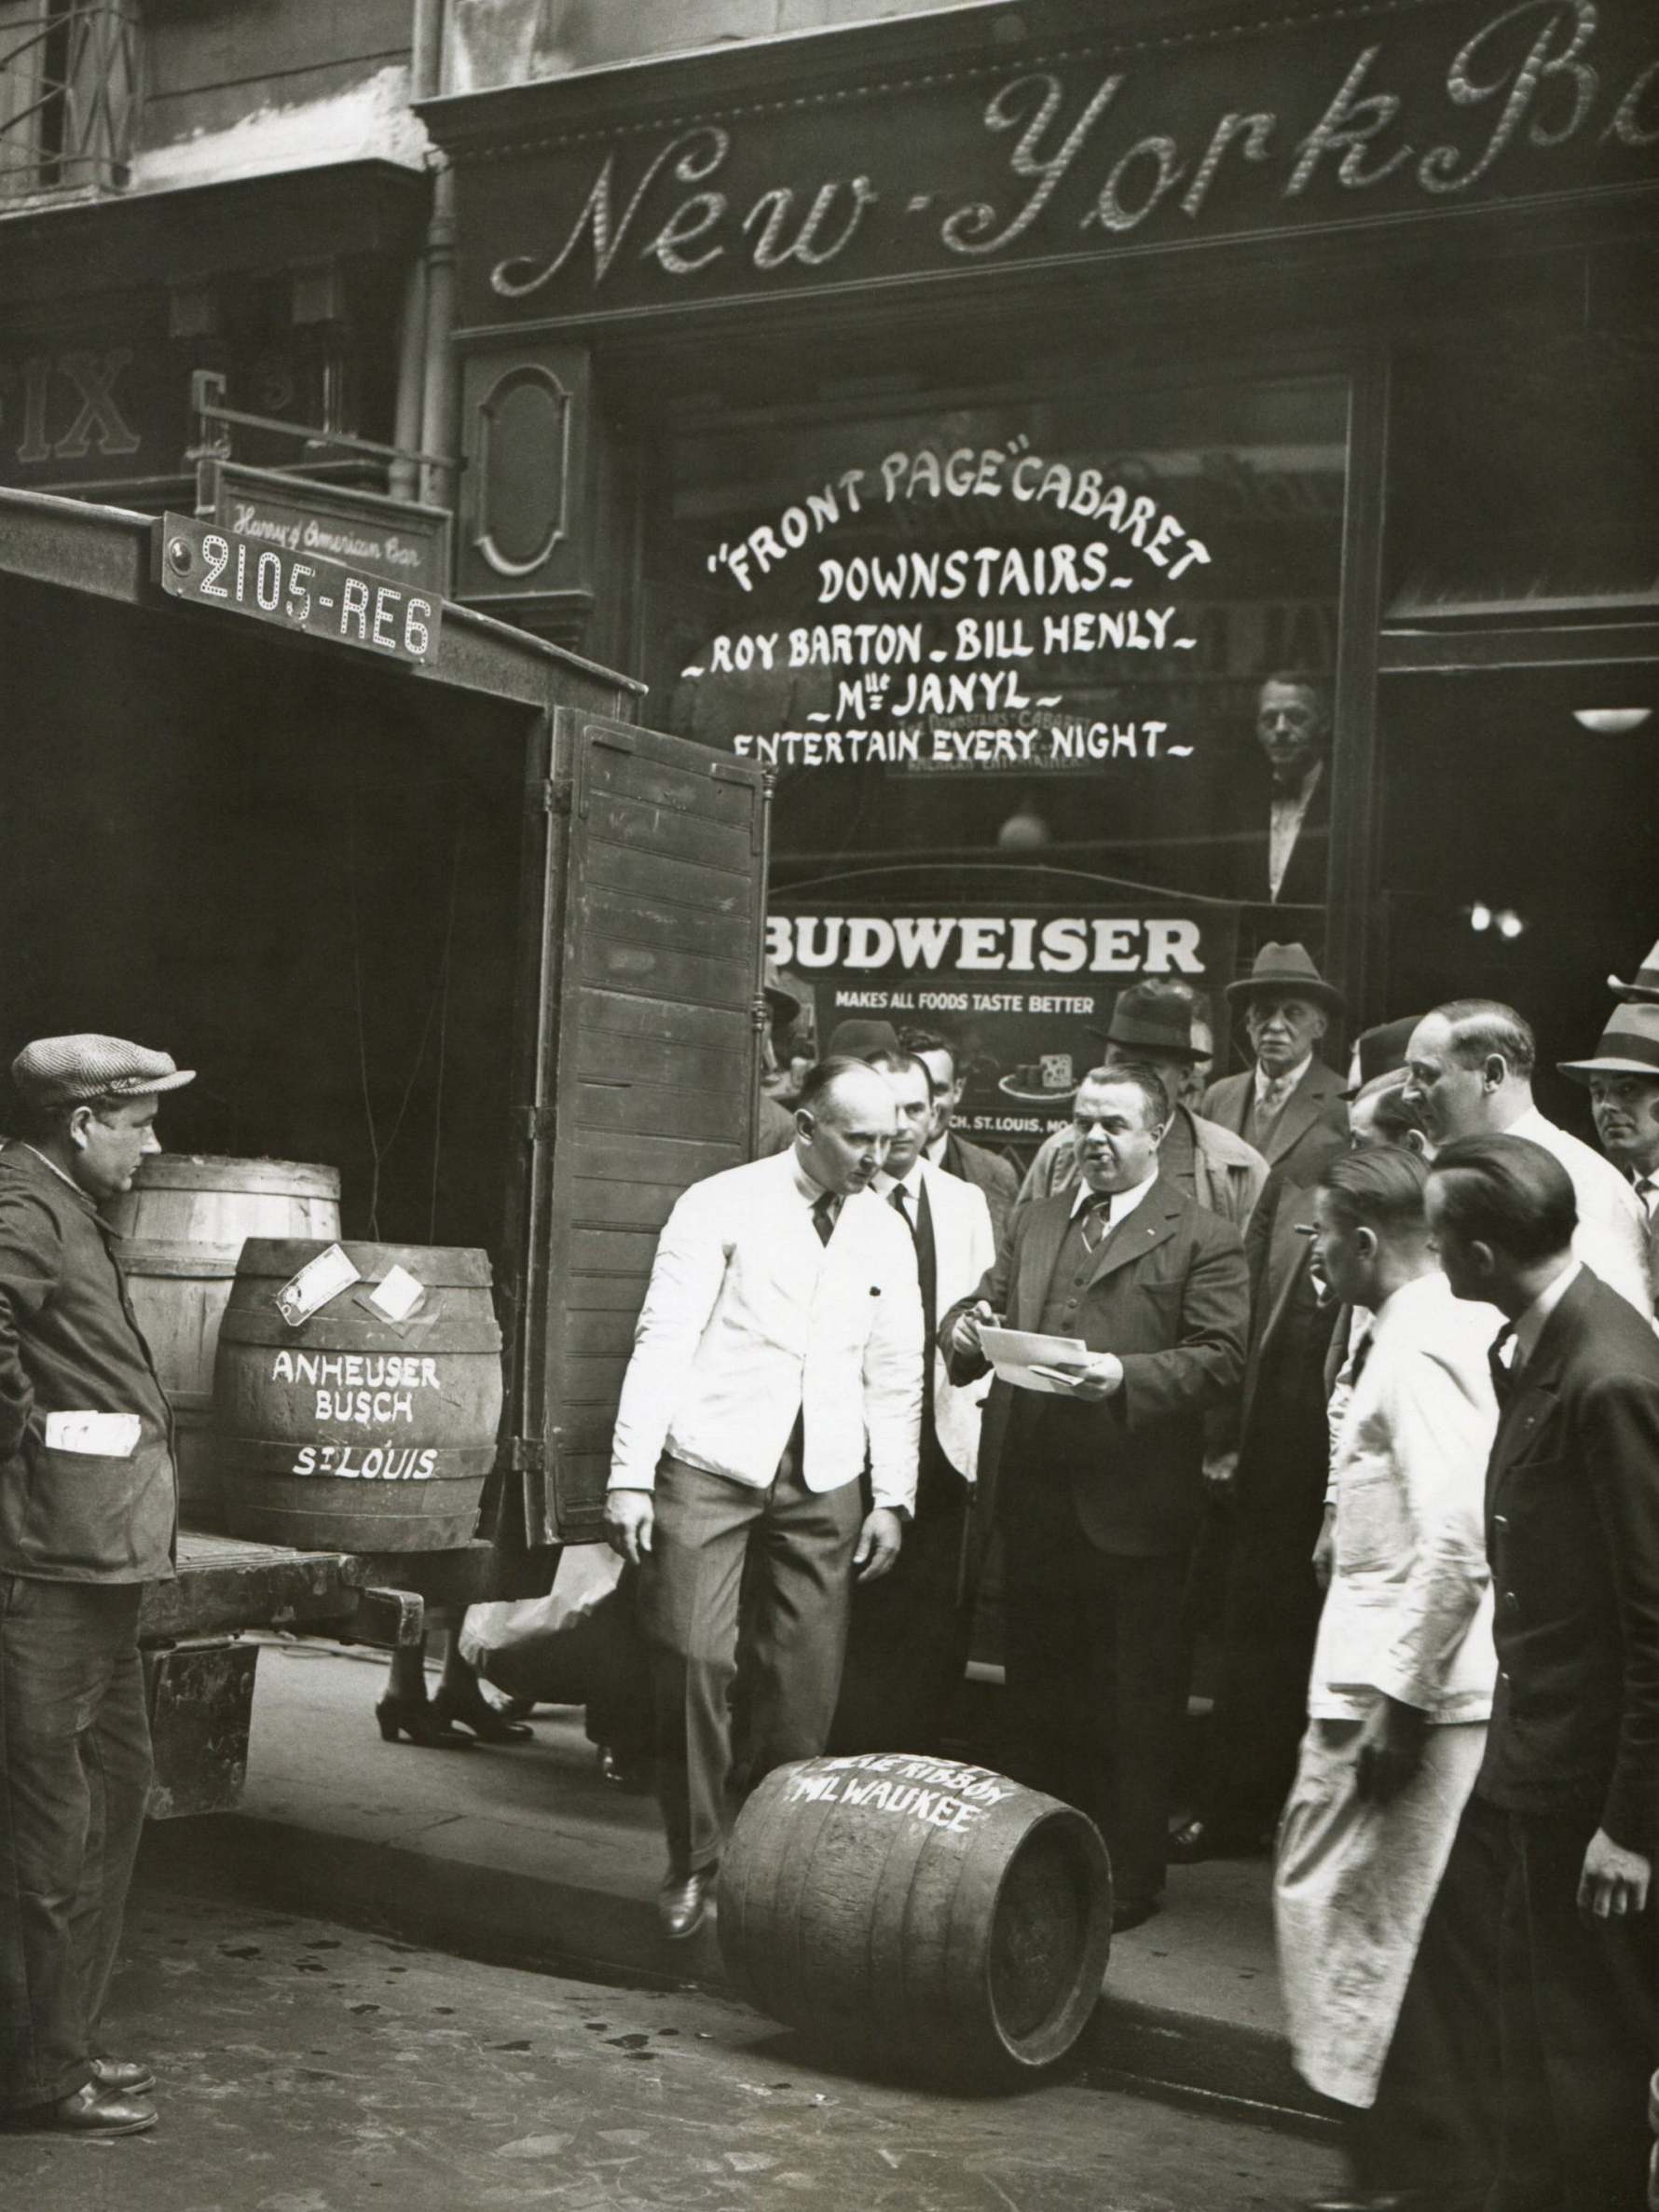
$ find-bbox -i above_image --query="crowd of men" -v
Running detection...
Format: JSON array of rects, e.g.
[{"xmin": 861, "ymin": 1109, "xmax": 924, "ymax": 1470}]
[
  {"xmin": 610, "ymin": 939, "xmax": 1659, "ymax": 2212},
  {"xmin": 2, "ymin": 939, "xmax": 1655, "ymax": 2205}
]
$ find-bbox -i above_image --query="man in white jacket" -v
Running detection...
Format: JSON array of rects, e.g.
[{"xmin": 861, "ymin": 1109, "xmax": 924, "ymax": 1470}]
[
  {"xmin": 606, "ymin": 1057, "xmax": 923, "ymax": 1939},
  {"xmin": 1275, "ymin": 1144, "xmax": 1501, "ymax": 2212}
]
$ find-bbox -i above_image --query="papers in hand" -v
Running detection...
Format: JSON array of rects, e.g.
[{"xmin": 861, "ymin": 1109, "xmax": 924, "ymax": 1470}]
[
  {"xmin": 979, "ymin": 1325, "xmax": 1091, "ymax": 1395},
  {"xmin": 45, "ymin": 1409, "xmax": 143, "ymax": 1457}
]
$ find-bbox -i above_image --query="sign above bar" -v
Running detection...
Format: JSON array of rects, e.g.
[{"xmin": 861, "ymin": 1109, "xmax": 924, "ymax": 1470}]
[
  {"xmin": 199, "ymin": 460, "xmax": 455, "ymax": 597},
  {"xmin": 449, "ymin": 0, "xmax": 1659, "ymax": 323},
  {"xmin": 155, "ymin": 514, "xmax": 442, "ymax": 667}
]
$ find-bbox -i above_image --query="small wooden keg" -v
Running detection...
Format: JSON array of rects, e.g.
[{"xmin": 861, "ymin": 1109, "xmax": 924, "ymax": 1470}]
[
  {"xmin": 720, "ymin": 1752, "xmax": 1112, "ymax": 2084},
  {"xmin": 213, "ymin": 1239, "xmax": 504, "ymax": 1552},
  {"xmin": 107, "ymin": 1156, "xmax": 342, "ymax": 1530}
]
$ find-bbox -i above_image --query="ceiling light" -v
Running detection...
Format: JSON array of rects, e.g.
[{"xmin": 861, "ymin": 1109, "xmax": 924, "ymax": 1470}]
[
  {"xmin": 1571, "ymin": 708, "xmax": 1652, "ymax": 735},
  {"xmin": 1496, "ymin": 910, "xmax": 1525, "ymax": 941},
  {"xmin": 1469, "ymin": 902, "xmax": 1492, "ymax": 933}
]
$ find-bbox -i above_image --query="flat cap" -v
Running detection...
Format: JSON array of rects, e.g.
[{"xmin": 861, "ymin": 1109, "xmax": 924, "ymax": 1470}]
[{"xmin": 11, "ymin": 1034, "xmax": 196, "ymax": 1110}]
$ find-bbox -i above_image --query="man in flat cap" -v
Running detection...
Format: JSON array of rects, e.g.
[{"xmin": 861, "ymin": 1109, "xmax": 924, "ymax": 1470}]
[{"xmin": 0, "ymin": 1035, "xmax": 192, "ymax": 2138}]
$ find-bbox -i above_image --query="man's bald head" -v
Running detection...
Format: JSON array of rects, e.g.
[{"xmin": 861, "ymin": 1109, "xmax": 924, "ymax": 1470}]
[{"xmin": 793, "ymin": 1057, "xmax": 897, "ymax": 1196}]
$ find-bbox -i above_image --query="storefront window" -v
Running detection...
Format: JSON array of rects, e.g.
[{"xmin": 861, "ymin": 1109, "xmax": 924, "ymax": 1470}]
[
  {"xmin": 645, "ymin": 374, "xmax": 1350, "ymax": 924},
  {"xmin": 640, "ymin": 370, "xmax": 1350, "ymax": 1147}
]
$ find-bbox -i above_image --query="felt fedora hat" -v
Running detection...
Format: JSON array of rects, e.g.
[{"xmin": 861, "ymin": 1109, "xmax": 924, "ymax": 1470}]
[
  {"xmin": 825, "ymin": 1017, "xmax": 898, "ymax": 1057},
  {"xmin": 1342, "ymin": 1014, "xmax": 1420, "ymax": 1097},
  {"xmin": 1090, "ymin": 986, "xmax": 1200, "ymax": 1061},
  {"xmin": 1224, "ymin": 942, "xmax": 1344, "ymax": 1014},
  {"xmin": 1608, "ymin": 936, "xmax": 1659, "ymax": 1003},
  {"xmin": 1559, "ymin": 1001, "xmax": 1659, "ymax": 1082}
]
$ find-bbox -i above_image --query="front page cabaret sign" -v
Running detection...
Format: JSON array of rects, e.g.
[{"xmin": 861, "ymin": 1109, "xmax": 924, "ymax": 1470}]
[
  {"xmin": 770, "ymin": 904, "xmax": 1239, "ymax": 1146},
  {"xmin": 468, "ymin": 0, "xmax": 1659, "ymax": 318}
]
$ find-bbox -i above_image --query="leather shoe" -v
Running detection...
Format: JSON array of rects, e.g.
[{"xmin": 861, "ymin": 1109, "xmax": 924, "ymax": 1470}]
[
  {"xmin": 1167, "ymin": 1816, "xmax": 1268, "ymax": 1864},
  {"xmin": 2, "ymin": 2081, "xmax": 157, "ymax": 2136},
  {"xmin": 1111, "ymin": 1898, "xmax": 1159, "ymax": 1934},
  {"xmin": 657, "ymin": 1865, "xmax": 717, "ymax": 1941},
  {"xmin": 89, "ymin": 2055, "xmax": 156, "ymax": 2096},
  {"xmin": 596, "ymin": 1744, "xmax": 652, "ymax": 1793}
]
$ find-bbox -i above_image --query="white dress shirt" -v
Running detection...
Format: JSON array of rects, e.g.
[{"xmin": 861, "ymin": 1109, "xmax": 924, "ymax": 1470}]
[
  {"xmin": 609, "ymin": 1147, "xmax": 923, "ymax": 1510},
  {"xmin": 1508, "ymin": 1106, "xmax": 1651, "ymax": 1320},
  {"xmin": 1268, "ymin": 759, "xmax": 1323, "ymax": 900},
  {"xmin": 1310, "ymin": 1271, "xmax": 1500, "ymax": 1724},
  {"xmin": 1068, "ymin": 1165, "xmax": 1159, "ymax": 1230},
  {"xmin": 1507, "ymin": 1256, "xmax": 1581, "ymax": 1372}
]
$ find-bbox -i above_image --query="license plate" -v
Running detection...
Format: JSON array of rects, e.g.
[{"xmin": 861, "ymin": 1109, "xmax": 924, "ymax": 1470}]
[{"xmin": 157, "ymin": 513, "xmax": 442, "ymax": 666}]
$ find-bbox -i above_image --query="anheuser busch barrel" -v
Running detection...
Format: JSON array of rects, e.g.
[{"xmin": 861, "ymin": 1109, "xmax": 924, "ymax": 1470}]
[
  {"xmin": 719, "ymin": 1752, "xmax": 1112, "ymax": 2084},
  {"xmin": 213, "ymin": 1238, "xmax": 504, "ymax": 1550},
  {"xmin": 107, "ymin": 1155, "xmax": 342, "ymax": 1531}
]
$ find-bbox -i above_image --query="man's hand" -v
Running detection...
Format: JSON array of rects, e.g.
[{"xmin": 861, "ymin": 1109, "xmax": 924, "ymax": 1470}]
[
  {"xmin": 1049, "ymin": 1353, "xmax": 1123, "ymax": 1402},
  {"xmin": 604, "ymin": 1487, "xmax": 655, "ymax": 1568},
  {"xmin": 854, "ymin": 1506, "xmax": 904, "ymax": 1582},
  {"xmin": 1353, "ymin": 1694, "xmax": 1429, "ymax": 1806},
  {"xmin": 1311, "ymin": 1504, "xmax": 1337, "ymax": 1592},
  {"xmin": 1203, "ymin": 1449, "xmax": 1240, "ymax": 1496},
  {"xmin": 950, "ymin": 1299, "xmax": 998, "ymax": 1361},
  {"xmin": 1578, "ymin": 1828, "xmax": 1652, "ymax": 1923}
]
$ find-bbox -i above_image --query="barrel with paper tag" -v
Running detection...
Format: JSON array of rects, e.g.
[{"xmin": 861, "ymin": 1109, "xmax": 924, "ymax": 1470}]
[{"xmin": 213, "ymin": 1239, "xmax": 505, "ymax": 1550}]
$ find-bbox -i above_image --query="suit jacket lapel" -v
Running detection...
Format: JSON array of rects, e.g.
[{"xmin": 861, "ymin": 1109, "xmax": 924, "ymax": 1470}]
[
  {"xmin": 1084, "ymin": 1183, "xmax": 1180, "ymax": 1289},
  {"xmin": 1262, "ymin": 1064, "xmax": 1329, "ymax": 1165}
]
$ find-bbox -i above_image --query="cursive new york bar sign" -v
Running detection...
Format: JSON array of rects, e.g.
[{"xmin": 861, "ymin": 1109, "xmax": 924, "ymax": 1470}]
[{"xmin": 456, "ymin": 0, "xmax": 1658, "ymax": 323}]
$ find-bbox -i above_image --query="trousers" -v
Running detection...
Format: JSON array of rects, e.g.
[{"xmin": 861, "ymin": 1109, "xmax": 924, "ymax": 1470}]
[
  {"xmin": 1001, "ymin": 1468, "xmax": 1188, "ymax": 1912},
  {"xmin": 638, "ymin": 1449, "xmax": 863, "ymax": 1874},
  {"xmin": 0, "ymin": 1574, "xmax": 152, "ymax": 2110},
  {"xmin": 1483, "ymin": 1799, "xmax": 1658, "ymax": 2211},
  {"xmin": 827, "ymin": 1446, "xmax": 972, "ymax": 1758}
]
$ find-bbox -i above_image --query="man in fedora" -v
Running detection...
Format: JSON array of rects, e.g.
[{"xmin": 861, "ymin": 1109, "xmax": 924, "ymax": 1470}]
[
  {"xmin": 1016, "ymin": 981, "xmax": 1268, "ymax": 1230},
  {"xmin": 1559, "ymin": 1000, "xmax": 1659, "ymax": 1313},
  {"xmin": 1202, "ymin": 943, "xmax": 1349, "ymax": 1185},
  {"xmin": 1610, "ymin": 934, "xmax": 1659, "ymax": 1004},
  {"xmin": 1, "ymin": 1035, "xmax": 193, "ymax": 2138}
]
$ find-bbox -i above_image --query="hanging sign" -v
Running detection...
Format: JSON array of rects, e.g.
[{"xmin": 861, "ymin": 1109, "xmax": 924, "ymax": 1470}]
[
  {"xmin": 155, "ymin": 514, "xmax": 443, "ymax": 667},
  {"xmin": 199, "ymin": 460, "xmax": 454, "ymax": 597}
]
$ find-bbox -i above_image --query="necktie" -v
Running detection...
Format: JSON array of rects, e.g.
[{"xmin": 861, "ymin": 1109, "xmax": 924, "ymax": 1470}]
[
  {"xmin": 811, "ymin": 1189, "xmax": 839, "ymax": 1247},
  {"xmin": 1488, "ymin": 1328, "xmax": 1516, "ymax": 1408},
  {"xmin": 1346, "ymin": 1320, "xmax": 1374, "ymax": 1392},
  {"xmin": 890, "ymin": 1181, "xmax": 938, "ymax": 1434},
  {"xmin": 1080, "ymin": 1190, "xmax": 1115, "ymax": 1253},
  {"xmin": 1637, "ymin": 1175, "xmax": 1657, "ymax": 1218},
  {"xmin": 889, "ymin": 1185, "xmax": 911, "ymax": 1230}
]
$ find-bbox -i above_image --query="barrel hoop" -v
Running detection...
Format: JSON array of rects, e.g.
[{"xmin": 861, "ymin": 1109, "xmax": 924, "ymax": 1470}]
[
  {"xmin": 123, "ymin": 1156, "xmax": 341, "ymax": 1197},
  {"xmin": 115, "ymin": 1240, "xmax": 244, "ymax": 1277},
  {"xmin": 229, "ymin": 1239, "xmax": 495, "ymax": 1288}
]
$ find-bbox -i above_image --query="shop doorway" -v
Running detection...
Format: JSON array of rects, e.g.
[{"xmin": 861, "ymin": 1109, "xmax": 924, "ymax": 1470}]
[{"xmin": 1378, "ymin": 664, "xmax": 1658, "ymax": 1136}]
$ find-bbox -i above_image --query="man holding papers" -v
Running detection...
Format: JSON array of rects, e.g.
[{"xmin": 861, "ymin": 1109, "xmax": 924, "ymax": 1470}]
[{"xmin": 943, "ymin": 1063, "xmax": 1249, "ymax": 1930}]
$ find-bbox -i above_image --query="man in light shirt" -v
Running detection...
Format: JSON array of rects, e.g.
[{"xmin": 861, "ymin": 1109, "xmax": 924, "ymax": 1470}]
[
  {"xmin": 1276, "ymin": 1144, "xmax": 1501, "ymax": 2212},
  {"xmin": 606, "ymin": 1057, "xmax": 923, "ymax": 1940},
  {"xmin": 1404, "ymin": 998, "xmax": 1651, "ymax": 1317},
  {"xmin": 1253, "ymin": 671, "xmax": 1332, "ymax": 909},
  {"xmin": 829, "ymin": 1048, "xmax": 994, "ymax": 1755}
]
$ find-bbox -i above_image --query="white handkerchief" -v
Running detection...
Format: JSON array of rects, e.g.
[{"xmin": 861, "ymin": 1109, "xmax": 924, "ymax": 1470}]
[{"xmin": 45, "ymin": 1410, "xmax": 143, "ymax": 1457}]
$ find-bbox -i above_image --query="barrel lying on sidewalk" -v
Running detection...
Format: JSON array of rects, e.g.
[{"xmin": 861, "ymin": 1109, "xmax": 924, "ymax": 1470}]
[{"xmin": 720, "ymin": 1752, "xmax": 1112, "ymax": 2085}]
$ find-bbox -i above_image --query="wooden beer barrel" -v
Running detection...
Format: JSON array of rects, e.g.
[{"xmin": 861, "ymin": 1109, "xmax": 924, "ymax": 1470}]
[
  {"xmin": 106, "ymin": 1156, "xmax": 341, "ymax": 1530},
  {"xmin": 213, "ymin": 1238, "xmax": 504, "ymax": 1551},
  {"xmin": 720, "ymin": 1752, "xmax": 1112, "ymax": 2084}
]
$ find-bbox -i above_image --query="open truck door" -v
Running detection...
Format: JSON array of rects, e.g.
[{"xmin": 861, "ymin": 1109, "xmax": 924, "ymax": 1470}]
[{"xmin": 510, "ymin": 714, "xmax": 771, "ymax": 1545}]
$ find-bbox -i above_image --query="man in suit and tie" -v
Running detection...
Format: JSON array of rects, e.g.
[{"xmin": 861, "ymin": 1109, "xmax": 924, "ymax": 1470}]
[
  {"xmin": 1239, "ymin": 670, "xmax": 1332, "ymax": 911},
  {"xmin": 1559, "ymin": 1000, "xmax": 1659, "ymax": 1314},
  {"xmin": 1015, "ymin": 982, "xmax": 1268, "ymax": 1230},
  {"xmin": 1426, "ymin": 1135, "xmax": 1659, "ymax": 2210},
  {"xmin": 898, "ymin": 1025, "xmax": 1021, "ymax": 1242},
  {"xmin": 1405, "ymin": 997, "xmax": 1651, "ymax": 1316},
  {"xmin": 607, "ymin": 1057, "xmax": 923, "ymax": 1939},
  {"xmin": 829, "ymin": 1047, "xmax": 995, "ymax": 1755},
  {"xmin": 1202, "ymin": 942, "xmax": 1350, "ymax": 1186},
  {"xmin": 943, "ymin": 1063, "xmax": 1249, "ymax": 1930}
]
